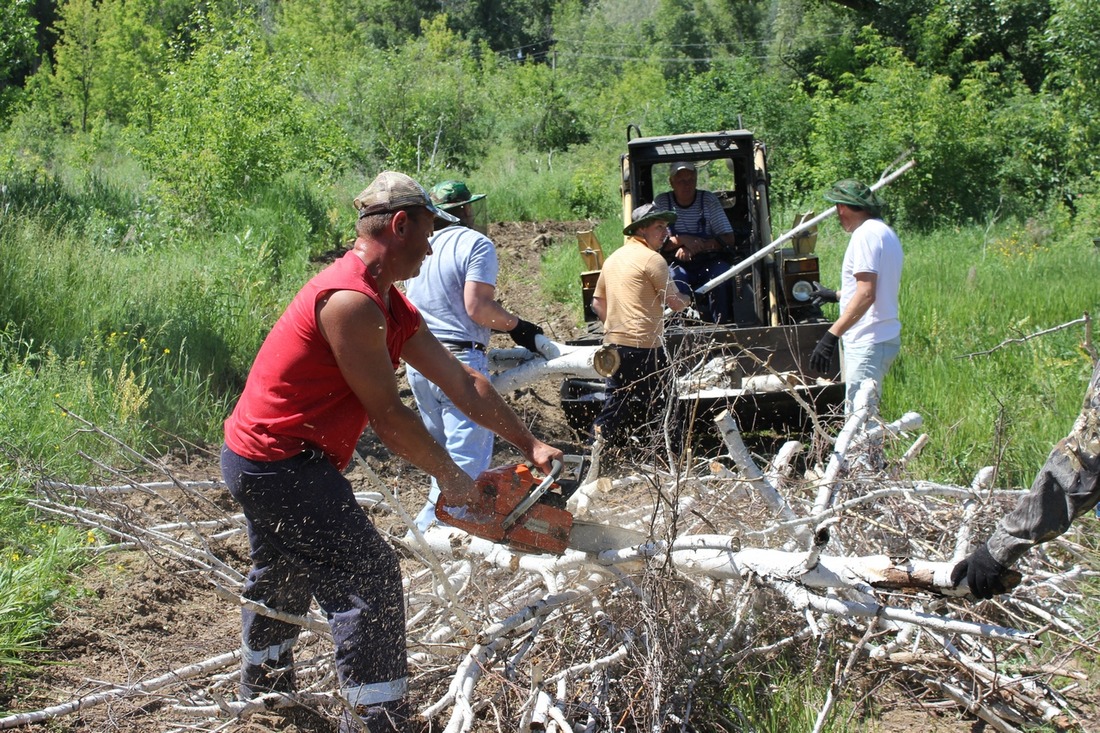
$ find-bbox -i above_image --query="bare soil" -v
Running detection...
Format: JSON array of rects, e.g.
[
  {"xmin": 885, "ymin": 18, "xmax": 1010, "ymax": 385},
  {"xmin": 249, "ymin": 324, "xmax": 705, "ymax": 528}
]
[{"xmin": 2, "ymin": 221, "xmax": 1096, "ymax": 732}]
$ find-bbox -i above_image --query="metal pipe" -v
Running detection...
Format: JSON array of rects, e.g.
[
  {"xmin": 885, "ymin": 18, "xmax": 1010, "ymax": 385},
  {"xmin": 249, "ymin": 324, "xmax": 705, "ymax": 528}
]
[{"xmin": 696, "ymin": 159, "xmax": 917, "ymax": 295}]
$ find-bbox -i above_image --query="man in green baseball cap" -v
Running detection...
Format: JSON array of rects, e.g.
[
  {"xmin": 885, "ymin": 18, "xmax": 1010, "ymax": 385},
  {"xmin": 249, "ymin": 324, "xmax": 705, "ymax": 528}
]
[
  {"xmin": 404, "ymin": 180, "xmax": 546, "ymax": 531},
  {"xmin": 808, "ymin": 178, "xmax": 903, "ymax": 412}
]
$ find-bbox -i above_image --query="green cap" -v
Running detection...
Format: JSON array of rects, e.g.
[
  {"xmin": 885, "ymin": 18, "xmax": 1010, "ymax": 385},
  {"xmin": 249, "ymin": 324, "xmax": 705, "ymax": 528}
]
[
  {"xmin": 624, "ymin": 203, "xmax": 677, "ymax": 236},
  {"xmin": 429, "ymin": 180, "xmax": 487, "ymax": 211},
  {"xmin": 823, "ymin": 179, "xmax": 883, "ymax": 217}
]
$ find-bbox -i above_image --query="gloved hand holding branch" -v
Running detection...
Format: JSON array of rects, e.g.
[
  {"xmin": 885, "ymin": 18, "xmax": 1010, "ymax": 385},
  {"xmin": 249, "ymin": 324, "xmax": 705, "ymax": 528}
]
[
  {"xmin": 951, "ymin": 358, "xmax": 1100, "ymax": 599},
  {"xmin": 508, "ymin": 318, "xmax": 544, "ymax": 353}
]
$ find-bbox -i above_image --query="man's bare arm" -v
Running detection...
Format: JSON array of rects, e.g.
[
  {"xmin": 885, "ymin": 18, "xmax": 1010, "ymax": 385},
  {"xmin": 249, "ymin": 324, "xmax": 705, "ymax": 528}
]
[
  {"xmin": 318, "ymin": 290, "xmax": 475, "ymax": 502},
  {"xmin": 464, "ymin": 281, "xmax": 519, "ymax": 332},
  {"xmin": 828, "ymin": 272, "xmax": 876, "ymax": 337}
]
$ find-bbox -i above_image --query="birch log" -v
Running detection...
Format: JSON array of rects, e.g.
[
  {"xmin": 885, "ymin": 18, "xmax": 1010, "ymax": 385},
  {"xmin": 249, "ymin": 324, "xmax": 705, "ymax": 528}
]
[{"xmin": 489, "ymin": 337, "xmax": 617, "ymax": 392}]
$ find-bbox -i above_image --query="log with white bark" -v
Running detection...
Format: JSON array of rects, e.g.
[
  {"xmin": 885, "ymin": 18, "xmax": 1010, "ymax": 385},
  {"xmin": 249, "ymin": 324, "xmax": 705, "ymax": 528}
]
[{"xmin": 488, "ymin": 335, "xmax": 618, "ymax": 392}]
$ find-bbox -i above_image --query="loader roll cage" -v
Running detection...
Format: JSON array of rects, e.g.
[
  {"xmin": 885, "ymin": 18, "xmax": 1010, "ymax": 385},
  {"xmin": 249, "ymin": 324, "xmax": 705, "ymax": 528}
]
[{"xmin": 561, "ymin": 127, "xmax": 846, "ymax": 439}]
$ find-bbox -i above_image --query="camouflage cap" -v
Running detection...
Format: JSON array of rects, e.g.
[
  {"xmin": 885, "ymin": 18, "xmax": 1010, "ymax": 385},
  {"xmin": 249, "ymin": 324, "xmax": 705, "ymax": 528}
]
[
  {"xmin": 429, "ymin": 180, "xmax": 487, "ymax": 211},
  {"xmin": 623, "ymin": 202, "xmax": 677, "ymax": 236},
  {"xmin": 354, "ymin": 171, "xmax": 459, "ymax": 223},
  {"xmin": 823, "ymin": 179, "xmax": 883, "ymax": 217}
]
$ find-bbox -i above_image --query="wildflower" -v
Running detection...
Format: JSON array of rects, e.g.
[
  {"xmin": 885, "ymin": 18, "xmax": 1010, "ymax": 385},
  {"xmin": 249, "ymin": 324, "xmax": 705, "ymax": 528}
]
[
  {"xmin": 164, "ymin": 348, "xmax": 171, "ymax": 355},
  {"xmin": 86, "ymin": 530, "xmax": 96, "ymax": 545}
]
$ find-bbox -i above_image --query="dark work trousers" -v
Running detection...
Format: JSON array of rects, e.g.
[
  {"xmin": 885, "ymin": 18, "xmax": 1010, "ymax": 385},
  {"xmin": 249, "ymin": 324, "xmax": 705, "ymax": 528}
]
[
  {"xmin": 670, "ymin": 255, "xmax": 734, "ymax": 323},
  {"xmin": 220, "ymin": 445, "xmax": 407, "ymax": 717},
  {"xmin": 592, "ymin": 345, "xmax": 676, "ymax": 451}
]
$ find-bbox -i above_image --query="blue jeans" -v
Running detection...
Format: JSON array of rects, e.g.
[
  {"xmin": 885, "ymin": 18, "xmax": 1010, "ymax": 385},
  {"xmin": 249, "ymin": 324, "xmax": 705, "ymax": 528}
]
[
  {"xmin": 407, "ymin": 348, "xmax": 494, "ymax": 504},
  {"xmin": 669, "ymin": 256, "xmax": 734, "ymax": 323},
  {"xmin": 842, "ymin": 336, "xmax": 901, "ymax": 412}
]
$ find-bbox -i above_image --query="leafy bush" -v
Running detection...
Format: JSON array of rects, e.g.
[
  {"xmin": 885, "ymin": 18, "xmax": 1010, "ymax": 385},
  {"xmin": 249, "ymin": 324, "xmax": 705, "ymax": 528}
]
[
  {"xmin": 568, "ymin": 166, "xmax": 615, "ymax": 218},
  {"xmin": 499, "ymin": 61, "xmax": 590, "ymax": 154},
  {"xmin": 325, "ymin": 17, "xmax": 493, "ymax": 176},
  {"xmin": 139, "ymin": 12, "xmax": 347, "ymax": 224}
]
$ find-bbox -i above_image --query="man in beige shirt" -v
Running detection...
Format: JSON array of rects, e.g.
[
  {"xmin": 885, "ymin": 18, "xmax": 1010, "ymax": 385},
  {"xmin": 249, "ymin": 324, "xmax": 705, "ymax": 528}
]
[{"xmin": 591, "ymin": 203, "xmax": 690, "ymax": 451}]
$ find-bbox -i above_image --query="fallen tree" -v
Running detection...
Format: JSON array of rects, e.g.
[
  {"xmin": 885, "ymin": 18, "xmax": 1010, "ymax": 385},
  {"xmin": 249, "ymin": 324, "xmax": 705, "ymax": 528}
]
[{"xmin": 4, "ymin": 365, "xmax": 1099, "ymax": 732}]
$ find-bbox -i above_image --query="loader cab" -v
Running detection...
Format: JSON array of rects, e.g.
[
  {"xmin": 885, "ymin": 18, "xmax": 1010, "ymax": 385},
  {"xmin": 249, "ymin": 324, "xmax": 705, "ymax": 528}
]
[{"xmin": 616, "ymin": 128, "xmax": 825, "ymax": 329}]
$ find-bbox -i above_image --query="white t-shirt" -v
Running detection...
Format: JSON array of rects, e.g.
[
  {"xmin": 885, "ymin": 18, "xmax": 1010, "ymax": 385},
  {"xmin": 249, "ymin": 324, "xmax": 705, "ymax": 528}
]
[{"xmin": 839, "ymin": 218, "xmax": 903, "ymax": 345}]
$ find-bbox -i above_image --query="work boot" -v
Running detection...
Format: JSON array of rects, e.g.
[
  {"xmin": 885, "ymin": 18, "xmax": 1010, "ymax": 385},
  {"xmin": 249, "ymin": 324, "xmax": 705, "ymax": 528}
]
[
  {"xmin": 240, "ymin": 649, "xmax": 296, "ymax": 699},
  {"xmin": 339, "ymin": 697, "xmax": 412, "ymax": 733}
]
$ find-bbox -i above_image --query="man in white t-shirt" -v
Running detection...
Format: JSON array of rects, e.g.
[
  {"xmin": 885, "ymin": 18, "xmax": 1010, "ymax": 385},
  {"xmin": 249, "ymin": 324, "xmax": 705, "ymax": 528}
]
[{"xmin": 808, "ymin": 179, "xmax": 903, "ymax": 411}]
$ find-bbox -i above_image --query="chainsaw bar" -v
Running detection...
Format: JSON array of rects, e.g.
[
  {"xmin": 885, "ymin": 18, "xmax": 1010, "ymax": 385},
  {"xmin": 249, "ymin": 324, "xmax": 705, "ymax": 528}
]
[{"xmin": 567, "ymin": 520, "xmax": 650, "ymax": 553}]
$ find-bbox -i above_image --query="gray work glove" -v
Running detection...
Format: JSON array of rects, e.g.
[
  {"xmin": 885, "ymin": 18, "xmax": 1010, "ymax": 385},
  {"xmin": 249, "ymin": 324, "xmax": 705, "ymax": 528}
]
[
  {"xmin": 950, "ymin": 543, "xmax": 1011, "ymax": 599},
  {"xmin": 810, "ymin": 281, "xmax": 838, "ymax": 306},
  {"xmin": 508, "ymin": 319, "xmax": 544, "ymax": 353},
  {"xmin": 809, "ymin": 331, "xmax": 839, "ymax": 374}
]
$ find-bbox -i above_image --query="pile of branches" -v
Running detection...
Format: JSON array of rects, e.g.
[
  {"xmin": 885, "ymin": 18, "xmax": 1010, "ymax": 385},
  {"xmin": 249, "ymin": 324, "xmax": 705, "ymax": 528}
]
[{"xmin": 3, "ymin": 379, "xmax": 1098, "ymax": 733}]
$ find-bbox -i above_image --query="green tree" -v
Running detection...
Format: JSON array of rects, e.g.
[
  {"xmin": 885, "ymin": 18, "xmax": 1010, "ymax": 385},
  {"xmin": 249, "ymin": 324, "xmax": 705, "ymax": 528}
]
[
  {"xmin": 496, "ymin": 59, "xmax": 590, "ymax": 154},
  {"xmin": 440, "ymin": 0, "xmax": 556, "ymax": 54},
  {"xmin": 0, "ymin": 0, "xmax": 38, "ymax": 113},
  {"xmin": 651, "ymin": 0, "xmax": 714, "ymax": 77},
  {"xmin": 95, "ymin": 0, "xmax": 167, "ymax": 130},
  {"xmin": 804, "ymin": 31, "xmax": 1006, "ymax": 226},
  {"xmin": 140, "ymin": 12, "xmax": 347, "ymax": 221},
  {"xmin": 334, "ymin": 15, "xmax": 493, "ymax": 173},
  {"xmin": 51, "ymin": 0, "xmax": 100, "ymax": 132},
  {"xmin": 1045, "ymin": 0, "xmax": 1100, "ymax": 181}
]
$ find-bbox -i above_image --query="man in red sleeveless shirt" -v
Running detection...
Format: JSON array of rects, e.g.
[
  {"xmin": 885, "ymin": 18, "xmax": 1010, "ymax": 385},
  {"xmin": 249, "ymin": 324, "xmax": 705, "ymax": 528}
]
[{"xmin": 221, "ymin": 171, "xmax": 562, "ymax": 732}]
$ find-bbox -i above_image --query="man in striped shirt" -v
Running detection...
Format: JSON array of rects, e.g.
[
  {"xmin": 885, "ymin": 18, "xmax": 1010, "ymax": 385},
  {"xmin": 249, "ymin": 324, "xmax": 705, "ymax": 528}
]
[{"xmin": 653, "ymin": 161, "xmax": 739, "ymax": 323}]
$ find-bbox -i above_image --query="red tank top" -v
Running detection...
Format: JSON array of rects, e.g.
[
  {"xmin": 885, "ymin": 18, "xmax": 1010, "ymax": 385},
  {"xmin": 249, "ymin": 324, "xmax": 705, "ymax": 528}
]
[{"xmin": 224, "ymin": 251, "xmax": 420, "ymax": 470}]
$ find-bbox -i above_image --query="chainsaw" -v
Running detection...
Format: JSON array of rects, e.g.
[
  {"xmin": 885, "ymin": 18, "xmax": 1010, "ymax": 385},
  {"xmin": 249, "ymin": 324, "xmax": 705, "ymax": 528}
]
[{"xmin": 435, "ymin": 460, "xmax": 647, "ymax": 555}]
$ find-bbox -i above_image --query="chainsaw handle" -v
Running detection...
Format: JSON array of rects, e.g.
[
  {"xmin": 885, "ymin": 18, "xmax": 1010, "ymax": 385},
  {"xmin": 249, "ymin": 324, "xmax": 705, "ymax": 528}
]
[
  {"xmin": 501, "ymin": 459, "xmax": 563, "ymax": 531},
  {"xmin": 541, "ymin": 458, "xmax": 563, "ymax": 486}
]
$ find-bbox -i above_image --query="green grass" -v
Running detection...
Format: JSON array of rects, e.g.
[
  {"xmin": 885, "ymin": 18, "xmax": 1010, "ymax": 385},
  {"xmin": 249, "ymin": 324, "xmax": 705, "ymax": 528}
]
[
  {"xmin": 813, "ymin": 217, "xmax": 1098, "ymax": 486},
  {"xmin": 718, "ymin": 659, "xmax": 854, "ymax": 732},
  {"xmin": 0, "ymin": 478, "xmax": 86, "ymax": 668}
]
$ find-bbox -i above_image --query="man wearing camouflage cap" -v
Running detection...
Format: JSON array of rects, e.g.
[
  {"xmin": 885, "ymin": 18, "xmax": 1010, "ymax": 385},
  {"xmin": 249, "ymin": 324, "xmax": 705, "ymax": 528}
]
[
  {"xmin": 404, "ymin": 179, "xmax": 545, "ymax": 531},
  {"xmin": 808, "ymin": 179, "xmax": 903, "ymax": 411},
  {"xmin": 220, "ymin": 171, "xmax": 562, "ymax": 732}
]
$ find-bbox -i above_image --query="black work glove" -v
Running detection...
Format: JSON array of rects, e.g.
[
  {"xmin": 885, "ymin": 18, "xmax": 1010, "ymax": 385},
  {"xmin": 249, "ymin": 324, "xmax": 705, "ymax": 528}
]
[
  {"xmin": 950, "ymin": 543, "xmax": 1011, "ymax": 600},
  {"xmin": 508, "ymin": 318, "xmax": 544, "ymax": 353},
  {"xmin": 809, "ymin": 331, "xmax": 839, "ymax": 373},
  {"xmin": 809, "ymin": 281, "xmax": 838, "ymax": 306}
]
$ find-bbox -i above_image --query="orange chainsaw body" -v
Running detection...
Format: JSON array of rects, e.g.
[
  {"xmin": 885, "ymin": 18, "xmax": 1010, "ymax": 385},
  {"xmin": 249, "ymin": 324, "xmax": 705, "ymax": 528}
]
[{"xmin": 436, "ymin": 464, "xmax": 573, "ymax": 555}]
